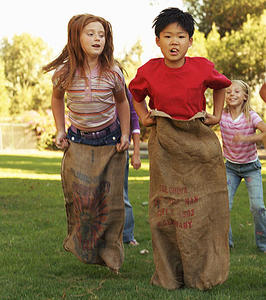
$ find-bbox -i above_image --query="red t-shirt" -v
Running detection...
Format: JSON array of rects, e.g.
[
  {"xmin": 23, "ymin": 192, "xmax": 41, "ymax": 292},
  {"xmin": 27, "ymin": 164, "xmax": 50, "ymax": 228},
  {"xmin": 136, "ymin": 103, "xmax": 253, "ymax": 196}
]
[{"xmin": 129, "ymin": 57, "xmax": 231, "ymax": 120}]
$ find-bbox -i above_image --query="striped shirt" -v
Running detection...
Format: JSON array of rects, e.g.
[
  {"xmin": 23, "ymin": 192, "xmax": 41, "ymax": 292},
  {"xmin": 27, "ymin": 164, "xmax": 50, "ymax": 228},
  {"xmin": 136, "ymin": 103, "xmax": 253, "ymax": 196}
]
[
  {"xmin": 220, "ymin": 110, "xmax": 262, "ymax": 163},
  {"xmin": 53, "ymin": 64, "xmax": 125, "ymax": 130}
]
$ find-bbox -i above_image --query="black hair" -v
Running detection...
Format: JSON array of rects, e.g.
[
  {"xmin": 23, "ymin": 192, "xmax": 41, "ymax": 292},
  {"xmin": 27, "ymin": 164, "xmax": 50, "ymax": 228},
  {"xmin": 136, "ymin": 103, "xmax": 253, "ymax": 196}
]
[{"xmin": 152, "ymin": 7, "xmax": 195, "ymax": 38}]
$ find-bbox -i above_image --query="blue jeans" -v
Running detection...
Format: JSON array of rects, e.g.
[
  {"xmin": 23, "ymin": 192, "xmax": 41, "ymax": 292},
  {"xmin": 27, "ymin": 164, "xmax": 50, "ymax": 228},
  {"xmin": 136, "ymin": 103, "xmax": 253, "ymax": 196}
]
[
  {"xmin": 67, "ymin": 121, "xmax": 121, "ymax": 146},
  {"xmin": 123, "ymin": 151, "xmax": 135, "ymax": 243},
  {"xmin": 226, "ymin": 159, "xmax": 266, "ymax": 251}
]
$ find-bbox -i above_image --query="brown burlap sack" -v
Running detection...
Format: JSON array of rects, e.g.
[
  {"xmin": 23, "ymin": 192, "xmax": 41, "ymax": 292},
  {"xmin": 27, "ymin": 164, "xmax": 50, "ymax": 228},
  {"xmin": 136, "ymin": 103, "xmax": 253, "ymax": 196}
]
[
  {"xmin": 61, "ymin": 141, "xmax": 126, "ymax": 272},
  {"xmin": 148, "ymin": 111, "xmax": 230, "ymax": 290}
]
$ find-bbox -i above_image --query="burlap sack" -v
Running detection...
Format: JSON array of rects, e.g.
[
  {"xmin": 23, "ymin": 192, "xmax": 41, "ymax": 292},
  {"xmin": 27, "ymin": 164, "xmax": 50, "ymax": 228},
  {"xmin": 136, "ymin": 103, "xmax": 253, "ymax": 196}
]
[
  {"xmin": 148, "ymin": 111, "xmax": 230, "ymax": 290},
  {"xmin": 61, "ymin": 141, "xmax": 126, "ymax": 272}
]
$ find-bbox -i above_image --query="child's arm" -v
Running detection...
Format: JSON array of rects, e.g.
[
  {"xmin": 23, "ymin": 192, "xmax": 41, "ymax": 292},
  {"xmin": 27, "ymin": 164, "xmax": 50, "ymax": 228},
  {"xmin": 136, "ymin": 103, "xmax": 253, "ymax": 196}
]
[
  {"xmin": 233, "ymin": 121, "xmax": 266, "ymax": 143},
  {"xmin": 259, "ymin": 83, "xmax": 266, "ymax": 103},
  {"xmin": 131, "ymin": 132, "xmax": 141, "ymax": 170},
  {"xmin": 132, "ymin": 99, "xmax": 156, "ymax": 127},
  {"xmin": 51, "ymin": 87, "xmax": 69, "ymax": 149},
  {"xmin": 204, "ymin": 88, "xmax": 226, "ymax": 126},
  {"xmin": 114, "ymin": 88, "xmax": 130, "ymax": 152}
]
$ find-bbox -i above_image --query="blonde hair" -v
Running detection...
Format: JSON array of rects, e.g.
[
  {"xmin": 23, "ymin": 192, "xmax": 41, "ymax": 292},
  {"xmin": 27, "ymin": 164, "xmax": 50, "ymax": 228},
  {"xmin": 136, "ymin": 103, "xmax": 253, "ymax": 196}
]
[{"xmin": 225, "ymin": 79, "xmax": 252, "ymax": 121}]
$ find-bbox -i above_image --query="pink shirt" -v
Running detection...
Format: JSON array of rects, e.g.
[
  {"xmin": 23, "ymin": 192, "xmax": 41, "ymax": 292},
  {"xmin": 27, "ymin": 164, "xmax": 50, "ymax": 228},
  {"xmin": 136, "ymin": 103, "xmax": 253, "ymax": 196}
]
[{"xmin": 220, "ymin": 110, "xmax": 262, "ymax": 163}]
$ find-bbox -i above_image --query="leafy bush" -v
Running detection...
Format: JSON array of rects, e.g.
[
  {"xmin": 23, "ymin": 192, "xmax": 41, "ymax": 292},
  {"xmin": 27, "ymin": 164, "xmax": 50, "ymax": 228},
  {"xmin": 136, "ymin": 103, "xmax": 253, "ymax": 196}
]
[{"xmin": 19, "ymin": 110, "xmax": 57, "ymax": 150}]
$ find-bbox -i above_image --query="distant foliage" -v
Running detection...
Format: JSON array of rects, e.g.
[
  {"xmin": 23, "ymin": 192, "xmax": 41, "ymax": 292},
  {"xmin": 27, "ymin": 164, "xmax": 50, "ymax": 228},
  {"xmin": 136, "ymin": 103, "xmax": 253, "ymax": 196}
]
[
  {"xmin": 0, "ymin": 58, "xmax": 10, "ymax": 116},
  {"xmin": 206, "ymin": 12, "xmax": 266, "ymax": 88},
  {"xmin": 0, "ymin": 33, "xmax": 53, "ymax": 115},
  {"xmin": 183, "ymin": 0, "xmax": 265, "ymax": 37},
  {"xmin": 117, "ymin": 40, "xmax": 143, "ymax": 85},
  {"xmin": 19, "ymin": 110, "xmax": 57, "ymax": 150}
]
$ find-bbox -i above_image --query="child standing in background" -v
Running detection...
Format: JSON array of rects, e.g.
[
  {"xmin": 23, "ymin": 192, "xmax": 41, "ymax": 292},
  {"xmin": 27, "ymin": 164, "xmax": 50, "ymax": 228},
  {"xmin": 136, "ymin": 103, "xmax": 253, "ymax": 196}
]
[
  {"xmin": 259, "ymin": 82, "xmax": 266, "ymax": 102},
  {"xmin": 123, "ymin": 86, "xmax": 141, "ymax": 246},
  {"xmin": 43, "ymin": 14, "xmax": 130, "ymax": 273},
  {"xmin": 220, "ymin": 80, "xmax": 266, "ymax": 253}
]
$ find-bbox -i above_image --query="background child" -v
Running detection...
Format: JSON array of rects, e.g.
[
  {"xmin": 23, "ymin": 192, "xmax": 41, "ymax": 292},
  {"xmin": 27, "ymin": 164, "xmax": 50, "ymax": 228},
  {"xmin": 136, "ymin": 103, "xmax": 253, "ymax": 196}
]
[
  {"xmin": 43, "ymin": 14, "xmax": 130, "ymax": 273},
  {"xmin": 116, "ymin": 62, "xmax": 141, "ymax": 245},
  {"xmin": 129, "ymin": 7, "xmax": 231, "ymax": 290},
  {"xmin": 220, "ymin": 80, "xmax": 266, "ymax": 253},
  {"xmin": 259, "ymin": 82, "xmax": 266, "ymax": 102},
  {"xmin": 123, "ymin": 86, "xmax": 141, "ymax": 246}
]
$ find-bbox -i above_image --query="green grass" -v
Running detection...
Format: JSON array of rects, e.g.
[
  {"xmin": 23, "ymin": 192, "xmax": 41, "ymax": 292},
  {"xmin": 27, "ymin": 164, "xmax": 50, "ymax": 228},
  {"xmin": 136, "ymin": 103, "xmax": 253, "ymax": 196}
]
[{"xmin": 0, "ymin": 152, "xmax": 265, "ymax": 300}]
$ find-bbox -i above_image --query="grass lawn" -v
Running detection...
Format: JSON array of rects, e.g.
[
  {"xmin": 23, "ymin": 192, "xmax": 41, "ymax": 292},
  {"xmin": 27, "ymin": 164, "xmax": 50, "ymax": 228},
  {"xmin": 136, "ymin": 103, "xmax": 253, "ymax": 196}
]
[{"xmin": 0, "ymin": 151, "xmax": 265, "ymax": 300}]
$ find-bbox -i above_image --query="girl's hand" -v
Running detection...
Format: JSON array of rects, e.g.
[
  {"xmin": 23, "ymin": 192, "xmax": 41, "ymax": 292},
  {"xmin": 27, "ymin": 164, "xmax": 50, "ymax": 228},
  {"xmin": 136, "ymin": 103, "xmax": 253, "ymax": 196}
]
[
  {"xmin": 204, "ymin": 113, "xmax": 220, "ymax": 126},
  {"xmin": 142, "ymin": 111, "xmax": 156, "ymax": 127},
  {"xmin": 55, "ymin": 131, "xmax": 69, "ymax": 149},
  {"xmin": 232, "ymin": 133, "xmax": 248, "ymax": 143},
  {"xmin": 131, "ymin": 153, "xmax": 141, "ymax": 170},
  {"xmin": 116, "ymin": 135, "xmax": 130, "ymax": 152}
]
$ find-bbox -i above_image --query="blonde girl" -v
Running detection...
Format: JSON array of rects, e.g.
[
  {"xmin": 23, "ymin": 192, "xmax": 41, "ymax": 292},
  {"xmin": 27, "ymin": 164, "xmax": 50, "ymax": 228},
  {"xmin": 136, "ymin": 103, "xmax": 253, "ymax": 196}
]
[{"xmin": 220, "ymin": 80, "xmax": 266, "ymax": 253}]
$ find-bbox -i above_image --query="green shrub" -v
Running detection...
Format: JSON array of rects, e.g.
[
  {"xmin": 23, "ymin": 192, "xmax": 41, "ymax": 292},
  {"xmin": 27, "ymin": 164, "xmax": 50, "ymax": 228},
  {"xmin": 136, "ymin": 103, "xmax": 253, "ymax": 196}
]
[{"xmin": 20, "ymin": 110, "xmax": 57, "ymax": 150}]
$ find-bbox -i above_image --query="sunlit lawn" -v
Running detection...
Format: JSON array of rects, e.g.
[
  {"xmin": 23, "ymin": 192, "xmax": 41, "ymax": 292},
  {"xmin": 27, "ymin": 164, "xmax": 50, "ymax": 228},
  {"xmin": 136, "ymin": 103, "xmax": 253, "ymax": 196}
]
[{"xmin": 0, "ymin": 151, "xmax": 265, "ymax": 300}]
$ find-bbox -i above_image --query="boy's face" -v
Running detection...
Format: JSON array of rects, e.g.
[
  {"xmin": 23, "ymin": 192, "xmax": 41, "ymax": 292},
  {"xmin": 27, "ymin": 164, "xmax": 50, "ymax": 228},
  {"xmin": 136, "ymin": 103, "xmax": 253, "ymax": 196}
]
[{"xmin": 156, "ymin": 23, "xmax": 192, "ymax": 68}]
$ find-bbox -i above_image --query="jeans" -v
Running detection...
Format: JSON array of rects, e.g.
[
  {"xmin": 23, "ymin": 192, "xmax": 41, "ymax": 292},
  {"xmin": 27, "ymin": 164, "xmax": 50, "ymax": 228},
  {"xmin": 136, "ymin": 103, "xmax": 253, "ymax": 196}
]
[
  {"xmin": 67, "ymin": 121, "xmax": 121, "ymax": 146},
  {"xmin": 226, "ymin": 159, "xmax": 266, "ymax": 251},
  {"xmin": 123, "ymin": 151, "xmax": 135, "ymax": 243}
]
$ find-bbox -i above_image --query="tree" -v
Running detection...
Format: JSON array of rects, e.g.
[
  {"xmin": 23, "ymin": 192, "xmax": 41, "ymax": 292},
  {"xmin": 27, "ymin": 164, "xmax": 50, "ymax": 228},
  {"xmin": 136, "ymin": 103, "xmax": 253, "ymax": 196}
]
[
  {"xmin": 187, "ymin": 30, "xmax": 208, "ymax": 58},
  {"xmin": 0, "ymin": 58, "xmax": 10, "ymax": 117},
  {"xmin": 0, "ymin": 33, "xmax": 53, "ymax": 114},
  {"xmin": 117, "ymin": 40, "xmax": 143, "ymax": 85},
  {"xmin": 206, "ymin": 11, "xmax": 266, "ymax": 89},
  {"xmin": 183, "ymin": 0, "xmax": 265, "ymax": 37}
]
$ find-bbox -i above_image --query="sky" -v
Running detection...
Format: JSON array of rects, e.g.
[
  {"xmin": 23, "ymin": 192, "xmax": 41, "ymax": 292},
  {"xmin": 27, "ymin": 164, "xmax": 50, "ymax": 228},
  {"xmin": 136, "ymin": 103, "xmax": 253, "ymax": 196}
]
[{"xmin": 0, "ymin": 0, "xmax": 184, "ymax": 63}]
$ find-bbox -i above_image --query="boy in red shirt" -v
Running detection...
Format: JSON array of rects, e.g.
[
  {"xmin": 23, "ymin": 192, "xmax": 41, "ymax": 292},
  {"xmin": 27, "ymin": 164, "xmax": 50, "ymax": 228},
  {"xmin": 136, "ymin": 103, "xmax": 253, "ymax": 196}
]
[{"xmin": 129, "ymin": 8, "xmax": 231, "ymax": 290}]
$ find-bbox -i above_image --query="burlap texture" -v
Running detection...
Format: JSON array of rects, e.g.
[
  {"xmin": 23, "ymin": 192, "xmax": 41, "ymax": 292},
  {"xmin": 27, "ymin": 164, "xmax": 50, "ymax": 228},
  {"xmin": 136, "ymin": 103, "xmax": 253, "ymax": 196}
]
[
  {"xmin": 61, "ymin": 141, "xmax": 126, "ymax": 271},
  {"xmin": 148, "ymin": 113, "xmax": 230, "ymax": 290}
]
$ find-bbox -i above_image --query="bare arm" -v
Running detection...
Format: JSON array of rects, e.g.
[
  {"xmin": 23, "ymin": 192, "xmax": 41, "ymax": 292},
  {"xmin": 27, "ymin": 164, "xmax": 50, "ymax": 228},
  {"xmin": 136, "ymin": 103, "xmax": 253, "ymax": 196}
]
[
  {"xmin": 131, "ymin": 132, "xmax": 141, "ymax": 170},
  {"xmin": 233, "ymin": 121, "xmax": 266, "ymax": 144},
  {"xmin": 259, "ymin": 83, "xmax": 266, "ymax": 103},
  {"xmin": 204, "ymin": 88, "xmax": 226, "ymax": 126},
  {"xmin": 114, "ymin": 88, "xmax": 130, "ymax": 152},
  {"xmin": 132, "ymin": 99, "xmax": 156, "ymax": 127},
  {"xmin": 51, "ymin": 87, "xmax": 68, "ymax": 149}
]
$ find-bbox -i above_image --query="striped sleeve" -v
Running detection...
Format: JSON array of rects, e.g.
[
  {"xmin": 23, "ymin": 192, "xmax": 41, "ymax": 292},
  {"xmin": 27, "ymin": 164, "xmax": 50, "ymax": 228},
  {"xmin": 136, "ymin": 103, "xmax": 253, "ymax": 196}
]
[
  {"xmin": 112, "ymin": 65, "xmax": 125, "ymax": 93},
  {"xmin": 250, "ymin": 110, "xmax": 262, "ymax": 127}
]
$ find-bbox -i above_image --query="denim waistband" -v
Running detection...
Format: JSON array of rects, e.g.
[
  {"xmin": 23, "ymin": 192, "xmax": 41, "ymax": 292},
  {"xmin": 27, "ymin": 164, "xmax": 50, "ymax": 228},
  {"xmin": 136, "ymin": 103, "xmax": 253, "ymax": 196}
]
[{"xmin": 70, "ymin": 119, "xmax": 120, "ymax": 139}]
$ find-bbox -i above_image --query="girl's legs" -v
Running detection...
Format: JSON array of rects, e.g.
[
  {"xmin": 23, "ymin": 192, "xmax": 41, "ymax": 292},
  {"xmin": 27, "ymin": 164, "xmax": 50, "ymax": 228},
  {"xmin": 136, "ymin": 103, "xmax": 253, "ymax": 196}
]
[
  {"xmin": 123, "ymin": 151, "xmax": 136, "ymax": 243},
  {"xmin": 243, "ymin": 160, "xmax": 266, "ymax": 252},
  {"xmin": 226, "ymin": 161, "xmax": 242, "ymax": 248}
]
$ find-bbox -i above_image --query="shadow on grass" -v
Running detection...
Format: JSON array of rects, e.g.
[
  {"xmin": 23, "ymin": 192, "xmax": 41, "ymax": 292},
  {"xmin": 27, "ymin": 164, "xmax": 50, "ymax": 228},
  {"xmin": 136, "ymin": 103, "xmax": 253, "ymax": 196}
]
[{"xmin": 0, "ymin": 154, "xmax": 62, "ymax": 174}]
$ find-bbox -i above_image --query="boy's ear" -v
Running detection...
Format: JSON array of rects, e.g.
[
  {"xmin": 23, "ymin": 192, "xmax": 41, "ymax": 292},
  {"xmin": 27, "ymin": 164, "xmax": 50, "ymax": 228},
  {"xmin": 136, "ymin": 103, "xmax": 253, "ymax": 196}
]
[
  {"xmin": 189, "ymin": 37, "xmax": 193, "ymax": 48},
  {"xmin": 156, "ymin": 36, "xmax": 160, "ymax": 47}
]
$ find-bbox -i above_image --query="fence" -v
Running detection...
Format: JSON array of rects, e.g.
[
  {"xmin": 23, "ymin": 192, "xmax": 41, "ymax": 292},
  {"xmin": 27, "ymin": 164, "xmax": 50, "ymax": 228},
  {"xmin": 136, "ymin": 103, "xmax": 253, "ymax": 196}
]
[{"xmin": 0, "ymin": 123, "xmax": 37, "ymax": 150}]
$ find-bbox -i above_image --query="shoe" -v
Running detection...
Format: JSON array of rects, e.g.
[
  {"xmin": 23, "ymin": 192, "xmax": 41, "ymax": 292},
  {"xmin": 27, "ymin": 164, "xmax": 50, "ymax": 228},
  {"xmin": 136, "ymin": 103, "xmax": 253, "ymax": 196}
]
[{"xmin": 127, "ymin": 239, "xmax": 139, "ymax": 246}]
